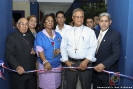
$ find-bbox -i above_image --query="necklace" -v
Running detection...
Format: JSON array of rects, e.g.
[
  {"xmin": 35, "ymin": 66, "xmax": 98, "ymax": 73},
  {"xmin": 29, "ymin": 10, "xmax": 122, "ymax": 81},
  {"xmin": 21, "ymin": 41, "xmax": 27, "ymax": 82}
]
[
  {"xmin": 48, "ymin": 37, "xmax": 55, "ymax": 50},
  {"xmin": 21, "ymin": 33, "xmax": 32, "ymax": 50},
  {"xmin": 47, "ymin": 34, "xmax": 60, "ymax": 59},
  {"xmin": 74, "ymin": 26, "xmax": 84, "ymax": 53},
  {"xmin": 45, "ymin": 30, "xmax": 54, "ymax": 47}
]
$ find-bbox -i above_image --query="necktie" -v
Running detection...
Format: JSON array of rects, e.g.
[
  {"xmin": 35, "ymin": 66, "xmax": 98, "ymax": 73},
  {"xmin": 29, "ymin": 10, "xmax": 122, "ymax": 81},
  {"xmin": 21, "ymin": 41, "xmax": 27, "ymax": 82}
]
[{"xmin": 96, "ymin": 33, "xmax": 103, "ymax": 53}]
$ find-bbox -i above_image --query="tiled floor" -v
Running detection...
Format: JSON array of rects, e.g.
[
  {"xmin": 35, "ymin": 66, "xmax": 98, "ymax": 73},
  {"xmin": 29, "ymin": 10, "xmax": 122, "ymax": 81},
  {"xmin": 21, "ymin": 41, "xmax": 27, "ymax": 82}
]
[
  {"xmin": 76, "ymin": 79, "xmax": 82, "ymax": 89},
  {"xmin": 77, "ymin": 79, "xmax": 93, "ymax": 89}
]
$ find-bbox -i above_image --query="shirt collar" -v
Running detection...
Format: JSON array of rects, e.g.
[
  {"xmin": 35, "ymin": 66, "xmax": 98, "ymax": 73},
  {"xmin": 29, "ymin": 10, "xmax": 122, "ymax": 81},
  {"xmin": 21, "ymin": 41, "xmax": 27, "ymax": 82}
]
[
  {"xmin": 17, "ymin": 29, "xmax": 27, "ymax": 36},
  {"xmin": 100, "ymin": 28, "xmax": 109, "ymax": 34},
  {"xmin": 42, "ymin": 29, "xmax": 56, "ymax": 39},
  {"xmin": 56, "ymin": 24, "xmax": 66, "ymax": 30},
  {"xmin": 74, "ymin": 25, "xmax": 84, "ymax": 29}
]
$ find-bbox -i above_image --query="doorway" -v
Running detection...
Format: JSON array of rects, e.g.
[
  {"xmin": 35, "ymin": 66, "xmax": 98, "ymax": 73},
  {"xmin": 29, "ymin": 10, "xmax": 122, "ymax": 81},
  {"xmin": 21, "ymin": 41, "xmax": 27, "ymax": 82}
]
[{"xmin": 12, "ymin": 10, "xmax": 25, "ymax": 22}]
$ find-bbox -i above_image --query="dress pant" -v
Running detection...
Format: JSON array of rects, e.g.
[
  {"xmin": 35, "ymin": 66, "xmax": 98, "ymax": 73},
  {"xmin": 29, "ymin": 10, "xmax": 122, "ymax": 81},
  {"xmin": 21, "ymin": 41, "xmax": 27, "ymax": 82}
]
[
  {"xmin": 65, "ymin": 60, "xmax": 92, "ymax": 89},
  {"xmin": 12, "ymin": 75, "xmax": 37, "ymax": 89}
]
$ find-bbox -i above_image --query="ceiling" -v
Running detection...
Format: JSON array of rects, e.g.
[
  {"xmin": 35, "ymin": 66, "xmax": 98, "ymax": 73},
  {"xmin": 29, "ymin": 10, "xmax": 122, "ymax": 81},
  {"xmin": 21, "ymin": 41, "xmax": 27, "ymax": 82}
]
[
  {"xmin": 13, "ymin": 0, "xmax": 29, "ymax": 1},
  {"xmin": 12, "ymin": 0, "xmax": 74, "ymax": 15},
  {"xmin": 12, "ymin": 0, "xmax": 73, "ymax": 2},
  {"xmin": 13, "ymin": 0, "xmax": 74, "ymax": 8},
  {"xmin": 38, "ymin": 2, "xmax": 72, "ymax": 7}
]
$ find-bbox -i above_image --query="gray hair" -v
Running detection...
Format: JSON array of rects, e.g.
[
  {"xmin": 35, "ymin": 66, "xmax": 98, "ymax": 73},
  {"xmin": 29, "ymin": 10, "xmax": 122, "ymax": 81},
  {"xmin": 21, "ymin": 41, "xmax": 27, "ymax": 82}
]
[
  {"xmin": 72, "ymin": 8, "xmax": 84, "ymax": 16},
  {"xmin": 17, "ymin": 18, "xmax": 28, "ymax": 24},
  {"xmin": 99, "ymin": 12, "xmax": 111, "ymax": 20},
  {"xmin": 17, "ymin": 19, "xmax": 21, "ymax": 24}
]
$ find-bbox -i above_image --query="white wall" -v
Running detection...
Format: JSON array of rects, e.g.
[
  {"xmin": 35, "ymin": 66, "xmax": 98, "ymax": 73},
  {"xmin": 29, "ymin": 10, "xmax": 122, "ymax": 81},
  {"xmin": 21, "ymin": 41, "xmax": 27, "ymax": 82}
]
[
  {"xmin": 39, "ymin": 5, "xmax": 70, "ymax": 15},
  {"xmin": 12, "ymin": 2, "xmax": 30, "ymax": 18}
]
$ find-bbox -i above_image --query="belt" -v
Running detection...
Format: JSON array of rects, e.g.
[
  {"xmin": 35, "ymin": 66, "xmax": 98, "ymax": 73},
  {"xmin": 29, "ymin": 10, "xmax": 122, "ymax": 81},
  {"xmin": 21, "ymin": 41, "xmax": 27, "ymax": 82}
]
[{"xmin": 68, "ymin": 57, "xmax": 85, "ymax": 62}]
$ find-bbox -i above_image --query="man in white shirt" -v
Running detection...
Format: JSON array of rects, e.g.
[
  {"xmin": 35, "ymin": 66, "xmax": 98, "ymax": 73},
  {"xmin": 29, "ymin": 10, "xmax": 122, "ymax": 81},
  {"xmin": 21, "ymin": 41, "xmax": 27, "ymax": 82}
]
[
  {"xmin": 60, "ymin": 8, "xmax": 97, "ymax": 89},
  {"xmin": 55, "ymin": 11, "xmax": 71, "ymax": 89},
  {"xmin": 55, "ymin": 11, "xmax": 71, "ymax": 37}
]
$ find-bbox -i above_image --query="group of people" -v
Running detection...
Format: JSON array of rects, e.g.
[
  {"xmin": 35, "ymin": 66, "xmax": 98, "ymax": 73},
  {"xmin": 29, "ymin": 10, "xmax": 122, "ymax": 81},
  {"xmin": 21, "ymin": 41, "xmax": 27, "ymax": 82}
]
[
  {"xmin": 6, "ymin": 8, "xmax": 121, "ymax": 89},
  {"xmin": 85, "ymin": 15, "xmax": 100, "ymax": 30}
]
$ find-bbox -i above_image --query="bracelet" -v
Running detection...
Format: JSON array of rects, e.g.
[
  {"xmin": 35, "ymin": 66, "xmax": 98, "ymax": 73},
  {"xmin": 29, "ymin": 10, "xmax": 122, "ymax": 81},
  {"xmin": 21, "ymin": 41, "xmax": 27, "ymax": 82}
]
[{"xmin": 43, "ymin": 60, "xmax": 48, "ymax": 65}]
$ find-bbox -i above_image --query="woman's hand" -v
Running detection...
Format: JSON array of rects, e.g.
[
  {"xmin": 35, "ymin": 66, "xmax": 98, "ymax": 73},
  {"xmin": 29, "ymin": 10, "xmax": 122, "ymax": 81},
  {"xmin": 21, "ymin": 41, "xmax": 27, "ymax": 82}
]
[
  {"xmin": 38, "ymin": 52, "xmax": 52, "ymax": 70},
  {"xmin": 30, "ymin": 48, "xmax": 36, "ymax": 55},
  {"xmin": 44, "ymin": 62, "xmax": 52, "ymax": 70},
  {"xmin": 53, "ymin": 49, "xmax": 60, "ymax": 55}
]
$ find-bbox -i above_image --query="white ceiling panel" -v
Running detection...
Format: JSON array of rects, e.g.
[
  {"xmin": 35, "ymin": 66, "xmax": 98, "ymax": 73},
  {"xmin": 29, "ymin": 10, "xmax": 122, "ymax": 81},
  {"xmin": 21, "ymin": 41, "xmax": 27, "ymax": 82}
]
[
  {"xmin": 13, "ymin": 0, "xmax": 29, "ymax": 1},
  {"xmin": 37, "ymin": 0, "xmax": 74, "ymax": 3}
]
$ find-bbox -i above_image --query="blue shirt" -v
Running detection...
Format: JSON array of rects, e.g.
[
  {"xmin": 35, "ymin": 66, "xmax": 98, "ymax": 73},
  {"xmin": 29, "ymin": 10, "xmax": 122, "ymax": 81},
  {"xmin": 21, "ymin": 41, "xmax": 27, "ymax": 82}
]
[{"xmin": 34, "ymin": 30, "xmax": 62, "ymax": 68}]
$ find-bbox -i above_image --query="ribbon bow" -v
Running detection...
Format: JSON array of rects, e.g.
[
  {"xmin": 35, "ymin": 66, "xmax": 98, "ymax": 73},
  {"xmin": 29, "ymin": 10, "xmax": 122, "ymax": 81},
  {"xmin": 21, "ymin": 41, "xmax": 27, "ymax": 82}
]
[{"xmin": 0, "ymin": 60, "xmax": 5, "ymax": 80}]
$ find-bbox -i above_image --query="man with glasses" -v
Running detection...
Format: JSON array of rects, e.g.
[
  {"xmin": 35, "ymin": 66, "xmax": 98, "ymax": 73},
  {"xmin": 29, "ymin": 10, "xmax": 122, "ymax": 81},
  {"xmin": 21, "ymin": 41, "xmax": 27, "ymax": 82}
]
[
  {"xmin": 55, "ymin": 11, "xmax": 71, "ymax": 37},
  {"xmin": 6, "ymin": 18, "xmax": 37, "ymax": 89},
  {"xmin": 60, "ymin": 8, "xmax": 97, "ymax": 89}
]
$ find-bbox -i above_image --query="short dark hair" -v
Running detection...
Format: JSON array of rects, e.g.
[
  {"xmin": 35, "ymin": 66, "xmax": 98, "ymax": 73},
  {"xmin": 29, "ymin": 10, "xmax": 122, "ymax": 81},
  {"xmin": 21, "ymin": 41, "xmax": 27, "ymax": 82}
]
[
  {"xmin": 86, "ymin": 16, "xmax": 94, "ymax": 22},
  {"xmin": 56, "ymin": 11, "xmax": 65, "ymax": 18},
  {"xmin": 50, "ymin": 13, "xmax": 55, "ymax": 19}
]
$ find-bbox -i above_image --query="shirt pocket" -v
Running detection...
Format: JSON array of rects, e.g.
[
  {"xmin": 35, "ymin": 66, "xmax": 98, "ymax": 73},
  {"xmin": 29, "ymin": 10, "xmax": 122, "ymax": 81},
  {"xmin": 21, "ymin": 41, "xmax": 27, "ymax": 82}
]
[{"xmin": 81, "ymin": 36, "xmax": 90, "ymax": 49}]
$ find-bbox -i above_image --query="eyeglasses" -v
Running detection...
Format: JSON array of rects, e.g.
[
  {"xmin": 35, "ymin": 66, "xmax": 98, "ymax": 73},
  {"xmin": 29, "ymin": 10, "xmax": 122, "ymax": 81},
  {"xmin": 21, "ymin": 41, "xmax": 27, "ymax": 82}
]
[
  {"xmin": 45, "ymin": 20, "xmax": 54, "ymax": 23},
  {"xmin": 73, "ymin": 16, "xmax": 84, "ymax": 19},
  {"xmin": 18, "ymin": 23, "xmax": 28, "ymax": 26}
]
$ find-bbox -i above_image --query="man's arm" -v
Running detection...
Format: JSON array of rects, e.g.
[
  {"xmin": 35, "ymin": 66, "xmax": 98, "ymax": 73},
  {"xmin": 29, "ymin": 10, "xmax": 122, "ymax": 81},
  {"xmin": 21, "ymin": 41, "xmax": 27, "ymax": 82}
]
[
  {"xmin": 60, "ymin": 33, "xmax": 68, "ymax": 62},
  {"xmin": 79, "ymin": 30, "xmax": 97, "ymax": 70},
  {"xmin": 94, "ymin": 32, "xmax": 121, "ymax": 72},
  {"xmin": 86, "ymin": 30, "xmax": 97, "ymax": 62},
  {"xmin": 60, "ymin": 31, "xmax": 75, "ymax": 70},
  {"xmin": 102, "ymin": 32, "xmax": 121, "ymax": 69},
  {"xmin": 6, "ymin": 36, "xmax": 19, "ymax": 69},
  {"xmin": 6, "ymin": 36, "xmax": 25, "ymax": 74}
]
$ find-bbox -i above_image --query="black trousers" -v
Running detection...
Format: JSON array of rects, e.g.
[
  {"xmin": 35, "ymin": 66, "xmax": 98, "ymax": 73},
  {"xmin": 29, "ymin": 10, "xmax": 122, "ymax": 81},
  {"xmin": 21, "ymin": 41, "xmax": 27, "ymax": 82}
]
[
  {"xmin": 93, "ymin": 71, "xmax": 116, "ymax": 89},
  {"xmin": 11, "ymin": 75, "xmax": 37, "ymax": 89},
  {"xmin": 65, "ymin": 60, "xmax": 92, "ymax": 89}
]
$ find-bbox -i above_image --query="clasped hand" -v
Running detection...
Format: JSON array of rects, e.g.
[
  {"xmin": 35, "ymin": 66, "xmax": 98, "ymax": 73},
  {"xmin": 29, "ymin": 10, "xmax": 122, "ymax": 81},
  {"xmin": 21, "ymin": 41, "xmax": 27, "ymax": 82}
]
[
  {"xmin": 44, "ymin": 62, "xmax": 52, "ymax": 70},
  {"xmin": 65, "ymin": 59, "xmax": 89, "ymax": 71},
  {"xmin": 30, "ymin": 48, "xmax": 36, "ymax": 55},
  {"xmin": 16, "ymin": 66, "xmax": 25, "ymax": 74},
  {"xmin": 53, "ymin": 49, "xmax": 60, "ymax": 55},
  {"xmin": 94, "ymin": 63, "xmax": 105, "ymax": 72}
]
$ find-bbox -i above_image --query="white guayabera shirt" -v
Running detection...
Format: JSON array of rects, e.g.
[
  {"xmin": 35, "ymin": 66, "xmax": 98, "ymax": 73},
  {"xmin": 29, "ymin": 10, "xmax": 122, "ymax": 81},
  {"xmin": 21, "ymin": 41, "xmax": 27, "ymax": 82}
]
[
  {"xmin": 55, "ymin": 24, "xmax": 71, "ymax": 37},
  {"xmin": 61, "ymin": 25, "xmax": 97, "ymax": 62}
]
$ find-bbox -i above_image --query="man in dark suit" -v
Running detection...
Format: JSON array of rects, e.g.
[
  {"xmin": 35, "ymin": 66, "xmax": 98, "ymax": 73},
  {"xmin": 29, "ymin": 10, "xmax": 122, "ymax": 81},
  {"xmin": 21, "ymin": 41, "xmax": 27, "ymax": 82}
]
[
  {"xmin": 6, "ymin": 18, "xmax": 37, "ymax": 89},
  {"xmin": 93, "ymin": 12, "xmax": 121, "ymax": 89}
]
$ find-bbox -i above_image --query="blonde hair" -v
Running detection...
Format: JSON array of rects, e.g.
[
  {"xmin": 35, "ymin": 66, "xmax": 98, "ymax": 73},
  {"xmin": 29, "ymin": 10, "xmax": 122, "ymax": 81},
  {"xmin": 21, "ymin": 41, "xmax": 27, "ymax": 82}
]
[{"xmin": 72, "ymin": 8, "xmax": 84, "ymax": 16}]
